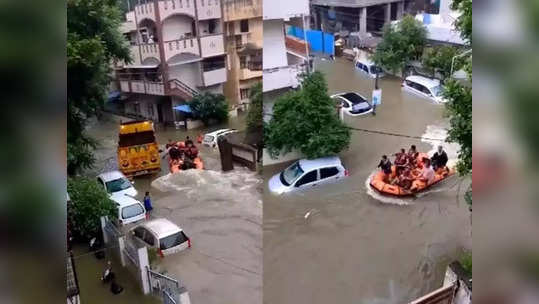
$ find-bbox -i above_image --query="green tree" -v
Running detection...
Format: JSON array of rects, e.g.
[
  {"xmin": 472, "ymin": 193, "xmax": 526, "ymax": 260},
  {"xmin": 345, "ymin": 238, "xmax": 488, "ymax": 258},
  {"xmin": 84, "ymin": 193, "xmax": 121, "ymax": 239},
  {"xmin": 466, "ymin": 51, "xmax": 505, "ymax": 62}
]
[
  {"xmin": 265, "ymin": 72, "xmax": 351, "ymax": 159},
  {"xmin": 67, "ymin": 178, "xmax": 117, "ymax": 239},
  {"xmin": 190, "ymin": 92, "xmax": 229, "ymax": 125},
  {"xmin": 422, "ymin": 45, "xmax": 462, "ymax": 83},
  {"xmin": 372, "ymin": 15, "xmax": 427, "ymax": 77},
  {"xmin": 451, "ymin": 0, "xmax": 472, "ymax": 44},
  {"xmin": 246, "ymin": 82, "xmax": 263, "ymax": 132},
  {"xmin": 68, "ymin": 0, "xmax": 131, "ymax": 175}
]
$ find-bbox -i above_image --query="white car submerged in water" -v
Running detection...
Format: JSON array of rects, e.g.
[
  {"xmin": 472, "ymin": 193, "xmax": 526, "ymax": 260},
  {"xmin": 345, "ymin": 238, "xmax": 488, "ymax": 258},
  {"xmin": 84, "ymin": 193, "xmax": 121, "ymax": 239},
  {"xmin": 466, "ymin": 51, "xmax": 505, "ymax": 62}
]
[{"xmin": 268, "ymin": 157, "xmax": 349, "ymax": 195}]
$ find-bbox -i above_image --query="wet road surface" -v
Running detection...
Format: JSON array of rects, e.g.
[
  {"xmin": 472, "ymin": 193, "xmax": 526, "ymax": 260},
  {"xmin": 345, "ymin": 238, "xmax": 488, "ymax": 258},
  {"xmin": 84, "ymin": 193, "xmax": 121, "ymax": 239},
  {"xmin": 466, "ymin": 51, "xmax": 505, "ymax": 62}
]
[
  {"xmin": 85, "ymin": 113, "xmax": 262, "ymax": 304},
  {"xmin": 263, "ymin": 57, "xmax": 471, "ymax": 304}
]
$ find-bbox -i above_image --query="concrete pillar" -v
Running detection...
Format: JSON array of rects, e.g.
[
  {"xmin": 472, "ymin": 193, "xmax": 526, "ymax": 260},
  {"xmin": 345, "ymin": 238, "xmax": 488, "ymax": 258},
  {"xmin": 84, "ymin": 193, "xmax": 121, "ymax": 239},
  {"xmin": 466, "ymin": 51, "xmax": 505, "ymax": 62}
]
[
  {"xmin": 100, "ymin": 216, "xmax": 109, "ymax": 244},
  {"xmin": 397, "ymin": 1, "xmax": 404, "ymax": 19},
  {"xmin": 138, "ymin": 248, "xmax": 151, "ymax": 295},
  {"xmin": 385, "ymin": 3, "xmax": 391, "ymax": 24},
  {"xmin": 359, "ymin": 7, "xmax": 367, "ymax": 35},
  {"xmin": 118, "ymin": 237, "xmax": 126, "ymax": 267}
]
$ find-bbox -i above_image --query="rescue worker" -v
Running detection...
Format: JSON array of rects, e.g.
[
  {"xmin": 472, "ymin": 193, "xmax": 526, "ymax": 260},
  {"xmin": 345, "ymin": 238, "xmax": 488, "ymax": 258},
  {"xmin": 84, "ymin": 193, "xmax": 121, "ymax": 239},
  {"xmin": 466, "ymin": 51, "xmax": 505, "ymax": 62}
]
[
  {"xmin": 377, "ymin": 155, "xmax": 392, "ymax": 175},
  {"xmin": 393, "ymin": 148, "xmax": 408, "ymax": 175},
  {"xmin": 407, "ymin": 145, "xmax": 419, "ymax": 167},
  {"xmin": 185, "ymin": 136, "xmax": 194, "ymax": 146},
  {"xmin": 431, "ymin": 145, "xmax": 448, "ymax": 172}
]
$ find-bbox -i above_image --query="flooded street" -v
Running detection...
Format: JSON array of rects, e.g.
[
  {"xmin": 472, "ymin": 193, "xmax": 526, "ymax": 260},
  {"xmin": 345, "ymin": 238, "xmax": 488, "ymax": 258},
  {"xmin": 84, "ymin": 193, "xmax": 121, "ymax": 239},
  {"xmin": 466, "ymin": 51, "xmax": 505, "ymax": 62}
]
[
  {"xmin": 84, "ymin": 113, "xmax": 262, "ymax": 304},
  {"xmin": 263, "ymin": 58, "xmax": 471, "ymax": 304}
]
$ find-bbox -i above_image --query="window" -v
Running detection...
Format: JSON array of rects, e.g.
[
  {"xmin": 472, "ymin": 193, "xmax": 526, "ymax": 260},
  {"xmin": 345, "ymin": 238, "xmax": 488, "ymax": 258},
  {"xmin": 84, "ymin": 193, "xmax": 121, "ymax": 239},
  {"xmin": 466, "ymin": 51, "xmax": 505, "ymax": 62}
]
[
  {"xmin": 160, "ymin": 232, "xmax": 189, "ymax": 250},
  {"xmin": 122, "ymin": 204, "xmax": 144, "ymax": 220},
  {"xmin": 240, "ymin": 88, "xmax": 250, "ymax": 100},
  {"xmin": 240, "ymin": 19, "xmax": 249, "ymax": 33},
  {"xmin": 235, "ymin": 35, "xmax": 242, "ymax": 47},
  {"xmin": 118, "ymin": 131, "xmax": 156, "ymax": 147},
  {"xmin": 431, "ymin": 85, "xmax": 443, "ymax": 97},
  {"xmin": 105, "ymin": 178, "xmax": 132, "ymax": 193},
  {"xmin": 419, "ymin": 84, "xmax": 431, "ymax": 95},
  {"xmin": 362, "ymin": 65, "xmax": 369, "ymax": 73},
  {"xmin": 340, "ymin": 99, "xmax": 350, "ymax": 108},
  {"xmin": 97, "ymin": 177, "xmax": 104, "ymax": 186},
  {"xmin": 281, "ymin": 161, "xmax": 304, "ymax": 186},
  {"xmin": 320, "ymin": 167, "xmax": 339, "ymax": 179},
  {"xmin": 295, "ymin": 170, "xmax": 318, "ymax": 187},
  {"xmin": 147, "ymin": 104, "xmax": 154, "ymax": 118},
  {"xmin": 143, "ymin": 231, "xmax": 155, "ymax": 246},
  {"xmin": 356, "ymin": 62, "xmax": 363, "ymax": 70},
  {"xmin": 240, "ymin": 56, "xmax": 247, "ymax": 69},
  {"xmin": 134, "ymin": 227, "xmax": 145, "ymax": 239}
]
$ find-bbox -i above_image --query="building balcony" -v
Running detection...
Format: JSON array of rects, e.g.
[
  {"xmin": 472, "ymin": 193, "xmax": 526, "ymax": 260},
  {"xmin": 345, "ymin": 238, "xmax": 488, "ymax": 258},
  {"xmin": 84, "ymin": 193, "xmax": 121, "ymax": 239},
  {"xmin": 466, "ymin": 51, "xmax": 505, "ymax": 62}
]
[
  {"xmin": 262, "ymin": 64, "xmax": 305, "ymax": 92},
  {"xmin": 164, "ymin": 38, "xmax": 199, "ymax": 62},
  {"xmin": 310, "ymin": 0, "xmax": 396, "ymax": 8},
  {"xmin": 196, "ymin": 0, "xmax": 222, "ymax": 21},
  {"xmin": 285, "ymin": 35, "xmax": 309, "ymax": 59},
  {"xmin": 140, "ymin": 43, "xmax": 161, "ymax": 63},
  {"xmin": 119, "ymin": 80, "xmax": 165, "ymax": 96},
  {"xmin": 200, "ymin": 34, "xmax": 225, "ymax": 57},
  {"xmin": 134, "ymin": 2, "xmax": 157, "ymax": 23},
  {"xmin": 240, "ymin": 68, "xmax": 262, "ymax": 80},
  {"xmin": 202, "ymin": 68, "xmax": 227, "ymax": 86},
  {"xmin": 159, "ymin": 0, "xmax": 196, "ymax": 21},
  {"xmin": 223, "ymin": 0, "xmax": 262, "ymax": 21}
]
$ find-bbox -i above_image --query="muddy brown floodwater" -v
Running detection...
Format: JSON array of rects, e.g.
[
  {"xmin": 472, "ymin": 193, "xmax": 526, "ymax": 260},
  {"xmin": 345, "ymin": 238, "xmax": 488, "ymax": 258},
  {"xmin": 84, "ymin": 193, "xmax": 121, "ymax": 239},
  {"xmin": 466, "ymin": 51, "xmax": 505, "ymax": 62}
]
[
  {"xmin": 84, "ymin": 113, "xmax": 262, "ymax": 304},
  {"xmin": 263, "ymin": 58, "xmax": 471, "ymax": 304}
]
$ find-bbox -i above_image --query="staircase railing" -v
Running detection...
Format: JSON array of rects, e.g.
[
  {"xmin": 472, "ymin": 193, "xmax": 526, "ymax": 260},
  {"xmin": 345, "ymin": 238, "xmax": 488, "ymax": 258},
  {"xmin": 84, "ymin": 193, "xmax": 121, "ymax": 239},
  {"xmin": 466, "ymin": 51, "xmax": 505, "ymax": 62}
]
[{"xmin": 168, "ymin": 78, "xmax": 199, "ymax": 98}]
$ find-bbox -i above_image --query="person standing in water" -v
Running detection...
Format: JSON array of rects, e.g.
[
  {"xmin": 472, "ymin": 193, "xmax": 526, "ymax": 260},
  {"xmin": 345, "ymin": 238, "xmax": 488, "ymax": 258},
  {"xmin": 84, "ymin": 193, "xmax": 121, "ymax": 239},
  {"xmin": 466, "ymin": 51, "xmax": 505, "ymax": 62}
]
[{"xmin": 143, "ymin": 192, "xmax": 153, "ymax": 220}]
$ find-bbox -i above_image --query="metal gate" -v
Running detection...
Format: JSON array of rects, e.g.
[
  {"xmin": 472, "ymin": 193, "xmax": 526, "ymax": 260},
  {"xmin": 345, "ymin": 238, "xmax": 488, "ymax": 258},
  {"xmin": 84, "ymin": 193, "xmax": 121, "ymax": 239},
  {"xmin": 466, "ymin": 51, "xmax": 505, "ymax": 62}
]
[{"xmin": 147, "ymin": 267, "xmax": 182, "ymax": 303}]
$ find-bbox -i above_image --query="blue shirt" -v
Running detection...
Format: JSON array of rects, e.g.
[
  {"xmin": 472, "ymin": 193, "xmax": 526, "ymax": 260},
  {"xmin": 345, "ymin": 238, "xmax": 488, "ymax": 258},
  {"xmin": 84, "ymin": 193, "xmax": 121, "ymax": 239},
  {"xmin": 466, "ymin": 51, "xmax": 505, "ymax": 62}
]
[{"xmin": 144, "ymin": 196, "xmax": 153, "ymax": 211}]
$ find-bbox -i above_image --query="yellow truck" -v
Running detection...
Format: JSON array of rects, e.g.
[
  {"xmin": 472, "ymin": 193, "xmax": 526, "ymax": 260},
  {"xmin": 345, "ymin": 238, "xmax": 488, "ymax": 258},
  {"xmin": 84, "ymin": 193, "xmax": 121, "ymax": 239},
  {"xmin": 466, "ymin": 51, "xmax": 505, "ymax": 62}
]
[{"xmin": 117, "ymin": 120, "xmax": 161, "ymax": 177}]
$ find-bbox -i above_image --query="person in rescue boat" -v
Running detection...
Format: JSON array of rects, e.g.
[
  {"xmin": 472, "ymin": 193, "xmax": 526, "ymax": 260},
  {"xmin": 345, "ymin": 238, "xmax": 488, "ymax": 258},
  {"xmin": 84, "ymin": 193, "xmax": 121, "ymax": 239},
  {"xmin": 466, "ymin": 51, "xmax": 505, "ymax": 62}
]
[
  {"xmin": 407, "ymin": 145, "xmax": 419, "ymax": 167},
  {"xmin": 185, "ymin": 141, "xmax": 199, "ymax": 159},
  {"xmin": 420, "ymin": 158, "xmax": 435, "ymax": 185},
  {"xmin": 395, "ymin": 167, "xmax": 414, "ymax": 189},
  {"xmin": 431, "ymin": 145, "xmax": 448, "ymax": 172},
  {"xmin": 393, "ymin": 148, "xmax": 408, "ymax": 175},
  {"xmin": 185, "ymin": 136, "xmax": 194, "ymax": 146},
  {"xmin": 377, "ymin": 155, "xmax": 392, "ymax": 175}
]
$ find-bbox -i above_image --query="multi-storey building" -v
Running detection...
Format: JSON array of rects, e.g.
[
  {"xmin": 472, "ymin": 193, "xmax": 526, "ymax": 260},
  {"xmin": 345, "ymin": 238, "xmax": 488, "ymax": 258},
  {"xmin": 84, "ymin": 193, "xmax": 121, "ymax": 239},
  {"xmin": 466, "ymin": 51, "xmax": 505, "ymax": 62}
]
[
  {"xmin": 222, "ymin": 0, "xmax": 263, "ymax": 107},
  {"xmin": 311, "ymin": 0, "xmax": 411, "ymax": 35},
  {"xmin": 262, "ymin": 0, "xmax": 310, "ymax": 98},
  {"xmin": 115, "ymin": 0, "xmax": 227, "ymax": 125}
]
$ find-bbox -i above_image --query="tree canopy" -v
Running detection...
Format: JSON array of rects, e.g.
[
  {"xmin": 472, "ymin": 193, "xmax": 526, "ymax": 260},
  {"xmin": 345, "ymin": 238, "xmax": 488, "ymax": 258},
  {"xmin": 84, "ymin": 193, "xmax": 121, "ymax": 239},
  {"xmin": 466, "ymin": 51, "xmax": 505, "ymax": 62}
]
[
  {"xmin": 372, "ymin": 15, "xmax": 427, "ymax": 76},
  {"xmin": 265, "ymin": 72, "xmax": 351, "ymax": 159},
  {"xmin": 422, "ymin": 45, "xmax": 462, "ymax": 83},
  {"xmin": 190, "ymin": 92, "xmax": 229, "ymax": 125},
  {"xmin": 451, "ymin": 0, "xmax": 472, "ymax": 44},
  {"xmin": 67, "ymin": 0, "xmax": 131, "ymax": 175},
  {"xmin": 67, "ymin": 177, "xmax": 117, "ymax": 239},
  {"xmin": 246, "ymin": 82, "xmax": 263, "ymax": 133}
]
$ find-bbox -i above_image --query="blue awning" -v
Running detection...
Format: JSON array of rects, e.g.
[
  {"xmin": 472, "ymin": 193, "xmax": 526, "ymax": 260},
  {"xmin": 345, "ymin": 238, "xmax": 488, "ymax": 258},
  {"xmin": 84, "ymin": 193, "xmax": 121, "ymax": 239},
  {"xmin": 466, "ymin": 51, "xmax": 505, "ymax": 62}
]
[
  {"xmin": 107, "ymin": 91, "xmax": 121, "ymax": 102},
  {"xmin": 173, "ymin": 104, "xmax": 192, "ymax": 113}
]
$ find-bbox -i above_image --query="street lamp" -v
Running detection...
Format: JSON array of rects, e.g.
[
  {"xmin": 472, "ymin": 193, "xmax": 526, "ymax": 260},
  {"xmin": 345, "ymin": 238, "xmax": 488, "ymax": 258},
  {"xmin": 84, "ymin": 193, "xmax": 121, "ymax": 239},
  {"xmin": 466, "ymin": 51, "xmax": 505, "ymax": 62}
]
[{"xmin": 450, "ymin": 49, "xmax": 472, "ymax": 78}]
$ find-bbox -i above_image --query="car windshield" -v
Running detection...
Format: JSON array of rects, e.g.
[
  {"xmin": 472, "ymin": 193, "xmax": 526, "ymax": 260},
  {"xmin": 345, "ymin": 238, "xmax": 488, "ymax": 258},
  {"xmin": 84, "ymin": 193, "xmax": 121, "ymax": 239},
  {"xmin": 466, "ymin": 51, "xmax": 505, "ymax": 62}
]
[
  {"xmin": 106, "ymin": 178, "xmax": 132, "ymax": 193},
  {"xmin": 281, "ymin": 161, "xmax": 304, "ymax": 186},
  {"xmin": 341, "ymin": 93, "xmax": 366, "ymax": 104},
  {"xmin": 160, "ymin": 231, "xmax": 188, "ymax": 250},
  {"xmin": 431, "ymin": 85, "xmax": 443, "ymax": 97},
  {"xmin": 204, "ymin": 135, "xmax": 214, "ymax": 142},
  {"xmin": 121, "ymin": 204, "xmax": 144, "ymax": 219}
]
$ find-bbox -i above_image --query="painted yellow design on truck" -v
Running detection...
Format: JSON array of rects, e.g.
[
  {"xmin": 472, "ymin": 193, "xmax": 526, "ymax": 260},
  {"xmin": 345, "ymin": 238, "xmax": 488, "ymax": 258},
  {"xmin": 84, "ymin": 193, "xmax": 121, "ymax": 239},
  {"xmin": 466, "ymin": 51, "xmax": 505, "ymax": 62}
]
[{"xmin": 117, "ymin": 120, "xmax": 161, "ymax": 177}]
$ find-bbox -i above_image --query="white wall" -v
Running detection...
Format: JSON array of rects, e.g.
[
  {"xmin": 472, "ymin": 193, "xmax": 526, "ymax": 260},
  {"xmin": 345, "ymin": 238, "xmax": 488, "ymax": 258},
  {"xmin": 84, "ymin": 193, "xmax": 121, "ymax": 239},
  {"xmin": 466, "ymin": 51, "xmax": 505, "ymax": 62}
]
[
  {"xmin": 168, "ymin": 62, "xmax": 202, "ymax": 89},
  {"xmin": 162, "ymin": 15, "xmax": 194, "ymax": 41},
  {"xmin": 263, "ymin": 0, "xmax": 309, "ymax": 20},
  {"xmin": 263, "ymin": 19, "xmax": 287, "ymax": 69}
]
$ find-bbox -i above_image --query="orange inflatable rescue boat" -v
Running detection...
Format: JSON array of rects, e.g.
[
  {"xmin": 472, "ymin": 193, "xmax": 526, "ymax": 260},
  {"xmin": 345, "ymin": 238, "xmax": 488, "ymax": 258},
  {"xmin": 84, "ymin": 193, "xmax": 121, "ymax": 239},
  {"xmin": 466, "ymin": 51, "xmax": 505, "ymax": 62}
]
[
  {"xmin": 370, "ymin": 152, "xmax": 455, "ymax": 196},
  {"xmin": 167, "ymin": 141, "xmax": 204, "ymax": 174}
]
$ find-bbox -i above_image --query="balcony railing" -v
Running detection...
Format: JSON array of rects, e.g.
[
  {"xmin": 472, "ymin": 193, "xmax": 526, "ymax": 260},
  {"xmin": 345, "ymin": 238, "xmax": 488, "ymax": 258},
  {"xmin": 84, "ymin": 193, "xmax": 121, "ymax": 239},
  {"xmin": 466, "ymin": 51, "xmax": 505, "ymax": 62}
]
[
  {"xmin": 203, "ymin": 68, "xmax": 227, "ymax": 86},
  {"xmin": 140, "ymin": 43, "xmax": 160, "ymax": 63},
  {"xmin": 200, "ymin": 34, "xmax": 225, "ymax": 57},
  {"xmin": 135, "ymin": 2, "xmax": 156, "ymax": 22},
  {"xmin": 240, "ymin": 68, "xmax": 262, "ymax": 80},
  {"xmin": 196, "ymin": 0, "xmax": 222, "ymax": 20},
  {"xmin": 159, "ymin": 0, "xmax": 196, "ymax": 21},
  {"xmin": 118, "ymin": 80, "xmax": 165, "ymax": 96},
  {"xmin": 164, "ymin": 38, "xmax": 199, "ymax": 61}
]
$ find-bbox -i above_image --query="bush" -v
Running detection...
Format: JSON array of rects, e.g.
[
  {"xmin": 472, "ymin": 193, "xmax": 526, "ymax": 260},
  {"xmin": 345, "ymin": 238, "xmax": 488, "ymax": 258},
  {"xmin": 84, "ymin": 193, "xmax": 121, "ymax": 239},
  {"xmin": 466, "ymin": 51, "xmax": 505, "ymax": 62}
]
[
  {"xmin": 190, "ymin": 92, "xmax": 229, "ymax": 125},
  {"xmin": 67, "ymin": 177, "xmax": 117, "ymax": 239}
]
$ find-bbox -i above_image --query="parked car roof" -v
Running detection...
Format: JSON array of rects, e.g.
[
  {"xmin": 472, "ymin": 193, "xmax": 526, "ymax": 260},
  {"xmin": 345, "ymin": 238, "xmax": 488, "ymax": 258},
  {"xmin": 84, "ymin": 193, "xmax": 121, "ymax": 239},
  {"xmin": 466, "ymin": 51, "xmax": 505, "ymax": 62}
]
[
  {"xmin": 110, "ymin": 193, "xmax": 142, "ymax": 207},
  {"xmin": 298, "ymin": 156, "xmax": 343, "ymax": 172},
  {"xmin": 355, "ymin": 57, "xmax": 376, "ymax": 66},
  {"xmin": 335, "ymin": 92, "xmax": 369, "ymax": 104},
  {"xmin": 206, "ymin": 128, "xmax": 236, "ymax": 137},
  {"xmin": 405, "ymin": 75, "xmax": 440, "ymax": 89},
  {"xmin": 143, "ymin": 218, "xmax": 182, "ymax": 237},
  {"xmin": 98, "ymin": 170, "xmax": 126, "ymax": 182}
]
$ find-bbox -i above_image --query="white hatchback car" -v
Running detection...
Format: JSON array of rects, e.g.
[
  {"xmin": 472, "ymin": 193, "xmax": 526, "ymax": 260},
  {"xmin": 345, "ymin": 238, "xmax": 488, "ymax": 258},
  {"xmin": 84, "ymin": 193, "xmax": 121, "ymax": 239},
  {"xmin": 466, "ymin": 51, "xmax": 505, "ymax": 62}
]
[
  {"xmin": 130, "ymin": 218, "xmax": 191, "ymax": 256},
  {"xmin": 402, "ymin": 75, "xmax": 447, "ymax": 103},
  {"xmin": 110, "ymin": 193, "xmax": 146, "ymax": 225},
  {"xmin": 331, "ymin": 92, "xmax": 373, "ymax": 116},
  {"xmin": 354, "ymin": 58, "xmax": 385, "ymax": 78},
  {"xmin": 97, "ymin": 170, "xmax": 137, "ymax": 197},
  {"xmin": 268, "ymin": 156, "xmax": 349, "ymax": 195},
  {"xmin": 202, "ymin": 128, "xmax": 238, "ymax": 148}
]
